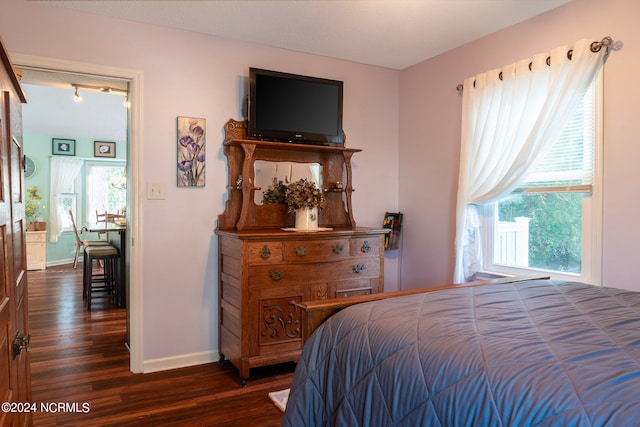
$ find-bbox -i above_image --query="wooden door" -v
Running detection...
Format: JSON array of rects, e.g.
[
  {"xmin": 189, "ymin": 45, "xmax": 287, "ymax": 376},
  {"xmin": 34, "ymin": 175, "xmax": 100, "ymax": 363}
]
[{"xmin": 0, "ymin": 36, "xmax": 31, "ymax": 427}]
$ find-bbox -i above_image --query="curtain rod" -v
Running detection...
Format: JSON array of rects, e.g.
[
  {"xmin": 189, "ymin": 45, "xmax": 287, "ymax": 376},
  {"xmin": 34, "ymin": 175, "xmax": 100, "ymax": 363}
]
[{"xmin": 456, "ymin": 36, "xmax": 612, "ymax": 93}]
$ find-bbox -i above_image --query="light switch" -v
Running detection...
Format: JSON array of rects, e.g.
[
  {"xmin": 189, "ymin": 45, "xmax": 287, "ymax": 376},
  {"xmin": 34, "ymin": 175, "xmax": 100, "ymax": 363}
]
[{"xmin": 147, "ymin": 182, "xmax": 165, "ymax": 200}]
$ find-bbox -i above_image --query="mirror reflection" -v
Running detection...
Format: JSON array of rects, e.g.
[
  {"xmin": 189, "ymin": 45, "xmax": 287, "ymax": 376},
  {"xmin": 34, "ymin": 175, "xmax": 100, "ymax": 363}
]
[{"xmin": 254, "ymin": 160, "xmax": 322, "ymax": 205}]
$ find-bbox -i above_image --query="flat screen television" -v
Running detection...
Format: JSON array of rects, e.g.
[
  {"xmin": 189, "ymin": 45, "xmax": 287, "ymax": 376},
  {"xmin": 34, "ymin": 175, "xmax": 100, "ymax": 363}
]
[{"xmin": 248, "ymin": 67, "xmax": 343, "ymax": 145}]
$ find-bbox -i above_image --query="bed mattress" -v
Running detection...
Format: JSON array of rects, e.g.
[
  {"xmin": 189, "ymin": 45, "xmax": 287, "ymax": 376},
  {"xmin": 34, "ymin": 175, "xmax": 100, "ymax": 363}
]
[{"xmin": 283, "ymin": 280, "xmax": 640, "ymax": 426}]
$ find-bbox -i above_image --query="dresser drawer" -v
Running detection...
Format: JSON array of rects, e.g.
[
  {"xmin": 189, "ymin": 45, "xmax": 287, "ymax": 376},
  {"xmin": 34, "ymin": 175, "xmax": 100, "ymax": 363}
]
[
  {"xmin": 351, "ymin": 237, "xmax": 380, "ymax": 258},
  {"xmin": 249, "ymin": 263, "xmax": 322, "ymax": 287},
  {"xmin": 283, "ymin": 238, "xmax": 350, "ymax": 262},
  {"xmin": 331, "ymin": 278, "xmax": 379, "ymax": 298},
  {"xmin": 26, "ymin": 231, "xmax": 47, "ymax": 243},
  {"xmin": 246, "ymin": 241, "xmax": 283, "ymax": 265},
  {"xmin": 248, "ymin": 257, "xmax": 380, "ymax": 288}
]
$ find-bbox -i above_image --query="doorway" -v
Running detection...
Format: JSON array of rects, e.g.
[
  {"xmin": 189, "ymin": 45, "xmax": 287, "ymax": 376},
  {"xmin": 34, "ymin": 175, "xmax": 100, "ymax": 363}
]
[{"xmin": 12, "ymin": 54, "xmax": 143, "ymax": 373}]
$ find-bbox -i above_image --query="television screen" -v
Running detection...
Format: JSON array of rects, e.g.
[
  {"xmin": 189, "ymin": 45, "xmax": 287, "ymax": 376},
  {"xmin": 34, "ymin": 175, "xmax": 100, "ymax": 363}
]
[{"xmin": 248, "ymin": 68, "xmax": 343, "ymax": 144}]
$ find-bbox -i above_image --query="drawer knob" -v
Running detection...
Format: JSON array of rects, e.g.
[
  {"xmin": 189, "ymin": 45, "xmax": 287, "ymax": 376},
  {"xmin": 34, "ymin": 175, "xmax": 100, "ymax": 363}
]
[
  {"xmin": 361, "ymin": 241, "xmax": 371, "ymax": 253},
  {"xmin": 352, "ymin": 264, "xmax": 365, "ymax": 274},
  {"xmin": 332, "ymin": 243, "xmax": 344, "ymax": 254},
  {"xmin": 260, "ymin": 245, "xmax": 271, "ymax": 260},
  {"xmin": 294, "ymin": 247, "xmax": 308, "ymax": 257},
  {"xmin": 269, "ymin": 271, "xmax": 284, "ymax": 281}
]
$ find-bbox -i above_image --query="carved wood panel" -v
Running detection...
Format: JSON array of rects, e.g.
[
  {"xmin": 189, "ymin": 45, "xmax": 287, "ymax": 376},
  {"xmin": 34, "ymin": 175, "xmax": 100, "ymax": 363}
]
[{"xmin": 259, "ymin": 296, "xmax": 301, "ymax": 345}]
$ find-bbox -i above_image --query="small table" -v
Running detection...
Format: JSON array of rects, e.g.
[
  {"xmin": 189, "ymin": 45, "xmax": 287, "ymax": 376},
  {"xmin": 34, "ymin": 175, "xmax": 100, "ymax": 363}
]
[
  {"xmin": 85, "ymin": 221, "xmax": 127, "ymax": 308},
  {"xmin": 26, "ymin": 230, "xmax": 47, "ymax": 270}
]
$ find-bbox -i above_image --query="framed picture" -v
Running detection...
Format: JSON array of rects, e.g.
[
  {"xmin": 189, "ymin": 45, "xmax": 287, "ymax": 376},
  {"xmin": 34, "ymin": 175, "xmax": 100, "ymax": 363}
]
[
  {"xmin": 52, "ymin": 138, "xmax": 76, "ymax": 156},
  {"xmin": 177, "ymin": 116, "xmax": 206, "ymax": 187},
  {"xmin": 94, "ymin": 141, "xmax": 116, "ymax": 158}
]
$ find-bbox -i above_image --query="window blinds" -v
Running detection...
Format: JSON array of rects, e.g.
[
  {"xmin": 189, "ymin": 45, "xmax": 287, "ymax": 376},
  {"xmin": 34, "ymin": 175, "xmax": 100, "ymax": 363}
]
[{"xmin": 518, "ymin": 82, "xmax": 596, "ymax": 194}]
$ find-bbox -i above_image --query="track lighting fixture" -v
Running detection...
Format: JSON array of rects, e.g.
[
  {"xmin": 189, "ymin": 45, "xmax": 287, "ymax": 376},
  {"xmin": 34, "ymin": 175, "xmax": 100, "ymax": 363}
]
[
  {"xmin": 71, "ymin": 83, "xmax": 128, "ymax": 103},
  {"xmin": 73, "ymin": 85, "xmax": 82, "ymax": 102}
]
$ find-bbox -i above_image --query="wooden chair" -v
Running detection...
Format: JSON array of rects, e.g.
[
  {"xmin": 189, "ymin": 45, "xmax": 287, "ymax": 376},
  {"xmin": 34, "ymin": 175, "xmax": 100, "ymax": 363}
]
[
  {"xmin": 69, "ymin": 210, "xmax": 110, "ymax": 269},
  {"xmin": 106, "ymin": 212, "xmax": 126, "ymax": 224},
  {"xmin": 96, "ymin": 210, "xmax": 109, "ymax": 239}
]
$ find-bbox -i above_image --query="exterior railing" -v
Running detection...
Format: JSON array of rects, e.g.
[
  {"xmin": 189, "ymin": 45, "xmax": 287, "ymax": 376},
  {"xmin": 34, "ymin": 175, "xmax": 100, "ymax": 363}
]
[{"xmin": 496, "ymin": 217, "xmax": 531, "ymax": 267}]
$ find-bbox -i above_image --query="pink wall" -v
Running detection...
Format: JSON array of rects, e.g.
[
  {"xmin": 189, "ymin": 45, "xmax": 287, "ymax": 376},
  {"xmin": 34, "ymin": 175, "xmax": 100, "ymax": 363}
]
[
  {"xmin": 1, "ymin": 0, "xmax": 400, "ymax": 369},
  {"xmin": 399, "ymin": 0, "xmax": 640, "ymax": 290},
  {"xmin": 5, "ymin": 0, "xmax": 635, "ymax": 372}
]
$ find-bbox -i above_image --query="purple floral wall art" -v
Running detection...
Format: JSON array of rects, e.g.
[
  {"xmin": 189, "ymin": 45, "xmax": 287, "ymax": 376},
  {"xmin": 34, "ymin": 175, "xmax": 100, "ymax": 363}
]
[{"xmin": 177, "ymin": 116, "xmax": 206, "ymax": 187}]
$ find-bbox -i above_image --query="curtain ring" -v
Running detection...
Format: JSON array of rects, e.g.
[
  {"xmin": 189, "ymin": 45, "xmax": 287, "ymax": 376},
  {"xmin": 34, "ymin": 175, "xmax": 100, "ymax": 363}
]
[
  {"xmin": 567, "ymin": 49, "xmax": 573, "ymax": 60},
  {"xmin": 498, "ymin": 72, "xmax": 503, "ymax": 81},
  {"xmin": 591, "ymin": 36, "xmax": 613, "ymax": 53},
  {"xmin": 546, "ymin": 56, "xmax": 551, "ymax": 66}
]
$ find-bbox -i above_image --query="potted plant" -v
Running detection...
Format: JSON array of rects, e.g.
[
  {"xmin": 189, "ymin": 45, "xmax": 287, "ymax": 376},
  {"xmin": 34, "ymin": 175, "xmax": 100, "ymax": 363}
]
[
  {"xmin": 25, "ymin": 186, "xmax": 47, "ymax": 231},
  {"xmin": 284, "ymin": 178, "xmax": 326, "ymax": 230}
]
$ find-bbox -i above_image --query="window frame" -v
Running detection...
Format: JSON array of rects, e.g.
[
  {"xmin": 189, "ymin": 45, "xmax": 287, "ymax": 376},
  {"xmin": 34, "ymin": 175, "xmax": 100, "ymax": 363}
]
[
  {"xmin": 58, "ymin": 174, "xmax": 82, "ymax": 233},
  {"xmin": 84, "ymin": 160, "xmax": 127, "ymax": 222},
  {"xmin": 480, "ymin": 74, "xmax": 603, "ymax": 285}
]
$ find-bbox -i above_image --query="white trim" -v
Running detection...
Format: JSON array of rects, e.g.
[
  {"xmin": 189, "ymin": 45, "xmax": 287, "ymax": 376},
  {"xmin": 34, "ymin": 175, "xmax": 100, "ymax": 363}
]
[
  {"xmin": 12, "ymin": 53, "xmax": 145, "ymax": 373},
  {"xmin": 142, "ymin": 350, "xmax": 221, "ymax": 374},
  {"xmin": 589, "ymin": 71, "xmax": 604, "ymax": 285}
]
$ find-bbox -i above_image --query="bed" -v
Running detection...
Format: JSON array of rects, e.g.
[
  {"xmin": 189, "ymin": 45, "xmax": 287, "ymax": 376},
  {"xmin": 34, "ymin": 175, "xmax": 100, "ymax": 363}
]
[{"xmin": 282, "ymin": 279, "xmax": 640, "ymax": 426}]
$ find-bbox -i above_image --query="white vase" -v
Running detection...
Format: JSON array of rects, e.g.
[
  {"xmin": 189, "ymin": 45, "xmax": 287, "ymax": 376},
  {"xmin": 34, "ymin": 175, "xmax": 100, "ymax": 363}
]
[{"xmin": 294, "ymin": 207, "xmax": 318, "ymax": 230}]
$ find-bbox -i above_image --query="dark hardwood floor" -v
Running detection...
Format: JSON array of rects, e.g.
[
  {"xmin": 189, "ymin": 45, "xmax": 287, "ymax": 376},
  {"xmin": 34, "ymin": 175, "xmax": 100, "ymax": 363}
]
[{"xmin": 27, "ymin": 263, "xmax": 294, "ymax": 426}]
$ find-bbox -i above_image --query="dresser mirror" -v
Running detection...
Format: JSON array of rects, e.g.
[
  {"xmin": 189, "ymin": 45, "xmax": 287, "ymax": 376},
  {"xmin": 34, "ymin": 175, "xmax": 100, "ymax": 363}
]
[
  {"xmin": 253, "ymin": 160, "xmax": 322, "ymax": 205},
  {"xmin": 218, "ymin": 119, "xmax": 360, "ymax": 230}
]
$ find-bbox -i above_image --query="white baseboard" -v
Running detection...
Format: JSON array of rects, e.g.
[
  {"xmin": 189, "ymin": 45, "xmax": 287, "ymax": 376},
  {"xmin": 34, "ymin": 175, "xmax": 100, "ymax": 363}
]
[
  {"xmin": 45, "ymin": 258, "xmax": 76, "ymax": 267},
  {"xmin": 142, "ymin": 350, "xmax": 221, "ymax": 373}
]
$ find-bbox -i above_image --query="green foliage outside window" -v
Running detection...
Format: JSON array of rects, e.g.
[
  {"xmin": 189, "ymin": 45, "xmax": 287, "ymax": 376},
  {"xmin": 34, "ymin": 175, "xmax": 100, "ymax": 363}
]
[{"xmin": 498, "ymin": 192, "xmax": 582, "ymax": 273}]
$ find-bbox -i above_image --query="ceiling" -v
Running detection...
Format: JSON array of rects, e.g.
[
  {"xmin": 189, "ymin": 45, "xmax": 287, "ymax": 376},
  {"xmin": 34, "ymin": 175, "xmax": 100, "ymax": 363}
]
[
  {"xmin": 21, "ymin": 80, "xmax": 128, "ymax": 142},
  {"xmin": 20, "ymin": 0, "xmax": 573, "ymax": 143},
  {"xmin": 42, "ymin": 0, "xmax": 572, "ymax": 70}
]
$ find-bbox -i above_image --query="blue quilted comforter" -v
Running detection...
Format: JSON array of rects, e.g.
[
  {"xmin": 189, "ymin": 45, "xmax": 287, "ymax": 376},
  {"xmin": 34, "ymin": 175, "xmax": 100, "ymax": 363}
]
[{"xmin": 282, "ymin": 280, "xmax": 640, "ymax": 426}]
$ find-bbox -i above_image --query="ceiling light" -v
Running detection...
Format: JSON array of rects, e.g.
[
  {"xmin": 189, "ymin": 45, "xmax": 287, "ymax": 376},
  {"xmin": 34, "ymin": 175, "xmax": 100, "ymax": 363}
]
[
  {"xmin": 73, "ymin": 85, "xmax": 82, "ymax": 102},
  {"xmin": 71, "ymin": 83, "xmax": 128, "ymax": 105},
  {"xmin": 71, "ymin": 83, "xmax": 128, "ymax": 95}
]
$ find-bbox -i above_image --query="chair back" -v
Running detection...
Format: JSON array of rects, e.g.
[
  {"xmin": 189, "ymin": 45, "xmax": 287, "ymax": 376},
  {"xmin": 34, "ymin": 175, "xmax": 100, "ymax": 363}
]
[
  {"xmin": 95, "ymin": 210, "xmax": 110, "ymax": 239},
  {"xmin": 96, "ymin": 210, "xmax": 108, "ymax": 224},
  {"xmin": 68, "ymin": 210, "xmax": 83, "ymax": 246},
  {"xmin": 107, "ymin": 213, "xmax": 126, "ymax": 223}
]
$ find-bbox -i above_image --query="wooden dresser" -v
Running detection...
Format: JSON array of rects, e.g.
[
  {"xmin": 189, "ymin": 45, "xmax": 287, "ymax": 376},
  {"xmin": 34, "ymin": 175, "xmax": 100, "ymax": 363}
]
[{"xmin": 216, "ymin": 119, "xmax": 387, "ymax": 384}]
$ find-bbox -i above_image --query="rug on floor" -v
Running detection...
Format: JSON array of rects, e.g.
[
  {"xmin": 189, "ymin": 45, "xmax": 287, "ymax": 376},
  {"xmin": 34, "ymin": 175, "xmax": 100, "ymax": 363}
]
[{"xmin": 268, "ymin": 388, "xmax": 290, "ymax": 412}]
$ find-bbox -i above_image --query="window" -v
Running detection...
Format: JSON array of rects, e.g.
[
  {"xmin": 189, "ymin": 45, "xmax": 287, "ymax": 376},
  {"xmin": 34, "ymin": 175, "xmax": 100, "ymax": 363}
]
[
  {"xmin": 57, "ymin": 180, "xmax": 79, "ymax": 231},
  {"xmin": 86, "ymin": 162, "xmax": 127, "ymax": 221},
  {"xmin": 482, "ymin": 76, "xmax": 602, "ymax": 283}
]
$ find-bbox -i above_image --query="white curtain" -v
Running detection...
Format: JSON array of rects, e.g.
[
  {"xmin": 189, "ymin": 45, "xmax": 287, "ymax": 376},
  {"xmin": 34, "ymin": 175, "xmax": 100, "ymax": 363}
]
[
  {"xmin": 454, "ymin": 38, "xmax": 609, "ymax": 283},
  {"xmin": 49, "ymin": 156, "xmax": 83, "ymax": 242}
]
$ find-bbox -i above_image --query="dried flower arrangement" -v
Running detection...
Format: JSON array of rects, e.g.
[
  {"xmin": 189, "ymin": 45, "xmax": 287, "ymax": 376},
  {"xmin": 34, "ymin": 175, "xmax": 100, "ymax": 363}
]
[{"xmin": 284, "ymin": 178, "xmax": 326, "ymax": 214}]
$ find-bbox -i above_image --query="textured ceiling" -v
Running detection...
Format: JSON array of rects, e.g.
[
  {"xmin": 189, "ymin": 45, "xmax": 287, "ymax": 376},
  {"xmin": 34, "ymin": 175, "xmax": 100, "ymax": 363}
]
[{"xmin": 42, "ymin": 0, "xmax": 572, "ymax": 70}]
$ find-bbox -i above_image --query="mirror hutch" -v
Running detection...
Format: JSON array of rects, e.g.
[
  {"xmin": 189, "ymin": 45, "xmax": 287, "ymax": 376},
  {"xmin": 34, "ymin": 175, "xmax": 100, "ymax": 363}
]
[{"xmin": 216, "ymin": 119, "xmax": 387, "ymax": 384}]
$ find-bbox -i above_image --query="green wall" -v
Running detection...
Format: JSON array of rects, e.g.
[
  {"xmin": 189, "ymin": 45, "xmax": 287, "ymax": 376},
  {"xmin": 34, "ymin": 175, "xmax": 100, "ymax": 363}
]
[{"xmin": 24, "ymin": 134, "xmax": 127, "ymax": 266}]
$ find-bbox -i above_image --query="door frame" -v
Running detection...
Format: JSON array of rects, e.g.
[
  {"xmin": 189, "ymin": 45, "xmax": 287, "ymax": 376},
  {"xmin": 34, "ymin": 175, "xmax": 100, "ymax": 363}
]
[{"xmin": 11, "ymin": 53, "xmax": 144, "ymax": 373}]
